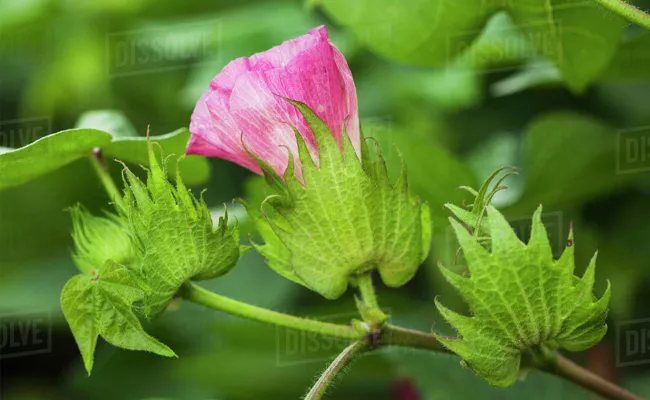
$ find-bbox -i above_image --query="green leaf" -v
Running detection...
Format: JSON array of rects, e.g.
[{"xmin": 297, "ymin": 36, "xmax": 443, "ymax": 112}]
[
  {"xmin": 508, "ymin": 0, "xmax": 624, "ymax": 92},
  {"xmin": 61, "ymin": 259, "xmax": 176, "ymax": 375},
  {"xmin": 318, "ymin": 0, "xmax": 624, "ymax": 91},
  {"xmin": 69, "ymin": 204, "xmax": 136, "ymax": 274},
  {"xmin": 75, "ymin": 109, "xmax": 138, "ymax": 138},
  {"xmin": 603, "ymin": 31, "xmax": 650, "ymax": 80},
  {"xmin": 385, "ymin": 349, "xmax": 592, "ymax": 399},
  {"xmin": 0, "ymin": 128, "xmax": 112, "ymax": 191},
  {"xmin": 506, "ymin": 112, "xmax": 637, "ymax": 215},
  {"xmin": 104, "ymin": 128, "xmax": 210, "ymax": 186},
  {"xmin": 435, "ymin": 205, "xmax": 610, "ymax": 387},
  {"xmin": 455, "ymin": 11, "xmax": 538, "ymax": 71},
  {"xmin": 252, "ymin": 100, "xmax": 431, "ymax": 299},
  {"xmin": 121, "ymin": 141, "xmax": 242, "ymax": 317},
  {"xmin": 317, "ymin": 0, "xmax": 495, "ymax": 66},
  {"xmin": 490, "ymin": 60, "xmax": 562, "ymax": 97}
]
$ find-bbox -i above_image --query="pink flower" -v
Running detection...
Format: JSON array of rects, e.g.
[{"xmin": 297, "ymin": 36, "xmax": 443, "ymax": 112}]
[{"xmin": 186, "ymin": 25, "xmax": 360, "ymax": 179}]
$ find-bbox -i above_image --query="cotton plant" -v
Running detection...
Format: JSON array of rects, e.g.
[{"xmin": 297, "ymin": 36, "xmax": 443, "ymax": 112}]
[{"xmin": 51, "ymin": 26, "xmax": 641, "ymax": 400}]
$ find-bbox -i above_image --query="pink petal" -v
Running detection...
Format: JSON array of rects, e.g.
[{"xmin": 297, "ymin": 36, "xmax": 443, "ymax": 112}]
[
  {"xmin": 187, "ymin": 25, "xmax": 360, "ymax": 180},
  {"xmin": 331, "ymin": 44, "xmax": 360, "ymax": 156},
  {"xmin": 209, "ymin": 26, "xmax": 328, "ymax": 96},
  {"xmin": 250, "ymin": 26, "xmax": 328, "ymax": 70},
  {"xmin": 228, "ymin": 71, "xmax": 308, "ymax": 179},
  {"xmin": 187, "ymin": 91, "xmax": 261, "ymax": 173},
  {"xmin": 229, "ymin": 35, "xmax": 359, "ymax": 177},
  {"xmin": 209, "ymin": 57, "xmax": 252, "ymax": 95}
]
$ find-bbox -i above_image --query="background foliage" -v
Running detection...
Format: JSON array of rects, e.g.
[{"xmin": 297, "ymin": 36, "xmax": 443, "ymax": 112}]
[{"xmin": 1, "ymin": 0, "xmax": 649, "ymax": 398}]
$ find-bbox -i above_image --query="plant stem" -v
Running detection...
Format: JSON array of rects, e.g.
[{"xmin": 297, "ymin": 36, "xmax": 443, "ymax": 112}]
[
  {"xmin": 89, "ymin": 148, "xmax": 125, "ymax": 210},
  {"xmin": 356, "ymin": 273, "xmax": 379, "ymax": 309},
  {"xmin": 183, "ymin": 283, "xmax": 641, "ymax": 400},
  {"xmin": 379, "ymin": 324, "xmax": 449, "ymax": 352},
  {"xmin": 592, "ymin": 0, "xmax": 650, "ymax": 30},
  {"xmin": 545, "ymin": 353, "xmax": 643, "ymax": 400},
  {"xmin": 304, "ymin": 339, "xmax": 370, "ymax": 400},
  {"xmin": 181, "ymin": 283, "xmax": 361, "ymax": 340}
]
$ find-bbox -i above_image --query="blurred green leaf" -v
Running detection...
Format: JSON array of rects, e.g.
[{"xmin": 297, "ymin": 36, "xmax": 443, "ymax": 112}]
[
  {"xmin": 22, "ymin": 33, "xmax": 109, "ymax": 119},
  {"xmin": 319, "ymin": 0, "xmax": 624, "ymax": 91},
  {"xmin": 624, "ymin": 371, "xmax": 650, "ymax": 399},
  {"xmin": 507, "ymin": 112, "xmax": 638, "ymax": 215},
  {"xmin": 0, "ymin": 128, "xmax": 112, "ymax": 191},
  {"xmin": 574, "ymin": 200, "xmax": 650, "ymax": 319},
  {"xmin": 456, "ymin": 12, "xmax": 537, "ymax": 71},
  {"xmin": 0, "ymin": 0, "xmax": 51, "ymax": 25},
  {"xmin": 490, "ymin": 60, "xmax": 561, "ymax": 97},
  {"xmin": 603, "ymin": 31, "xmax": 650, "ymax": 80},
  {"xmin": 509, "ymin": 0, "xmax": 624, "ymax": 92},
  {"xmin": 75, "ymin": 110, "xmax": 138, "ymax": 138},
  {"xmin": 317, "ymin": 0, "xmax": 494, "ymax": 66},
  {"xmin": 384, "ymin": 350, "xmax": 591, "ymax": 399},
  {"xmin": 103, "ymin": 128, "xmax": 210, "ymax": 186}
]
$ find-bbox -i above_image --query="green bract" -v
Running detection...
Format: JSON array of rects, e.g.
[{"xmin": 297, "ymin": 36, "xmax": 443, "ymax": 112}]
[
  {"xmin": 435, "ymin": 205, "xmax": 610, "ymax": 387},
  {"xmin": 250, "ymin": 101, "xmax": 431, "ymax": 299},
  {"xmin": 105, "ymin": 128, "xmax": 210, "ymax": 186},
  {"xmin": 69, "ymin": 204, "xmax": 135, "ymax": 274},
  {"xmin": 444, "ymin": 166, "xmax": 517, "ymax": 240},
  {"xmin": 61, "ymin": 141, "xmax": 244, "ymax": 374},
  {"xmin": 63, "ymin": 207, "xmax": 174, "ymax": 374},
  {"xmin": 120, "ymin": 142, "xmax": 244, "ymax": 317}
]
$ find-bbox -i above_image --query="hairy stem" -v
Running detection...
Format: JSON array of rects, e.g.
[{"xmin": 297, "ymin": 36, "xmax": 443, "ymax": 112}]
[
  {"xmin": 379, "ymin": 324, "xmax": 448, "ymax": 352},
  {"xmin": 89, "ymin": 148, "xmax": 125, "ymax": 210},
  {"xmin": 181, "ymin": 283, "xmax": 361, "ymax": 340},
  {"xmin": 304, "ymin": 339, "xmax": 370, "ymax": 400},
  {"xmin": 545, "ymin": 353, "xmax": 643, "ymax": 400},
  {"xmin": 183, "ymin": 283, "xmax": 641, "ymax": 400},
  {"xmin": 592, "ymin": 0, "xmax": 650, "ymax": 30}
]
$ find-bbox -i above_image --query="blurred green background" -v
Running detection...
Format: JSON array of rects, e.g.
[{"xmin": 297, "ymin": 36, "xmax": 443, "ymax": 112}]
[{"xmin": 1, "ymin": 0, "xmax": 650, "ymax": 398}]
